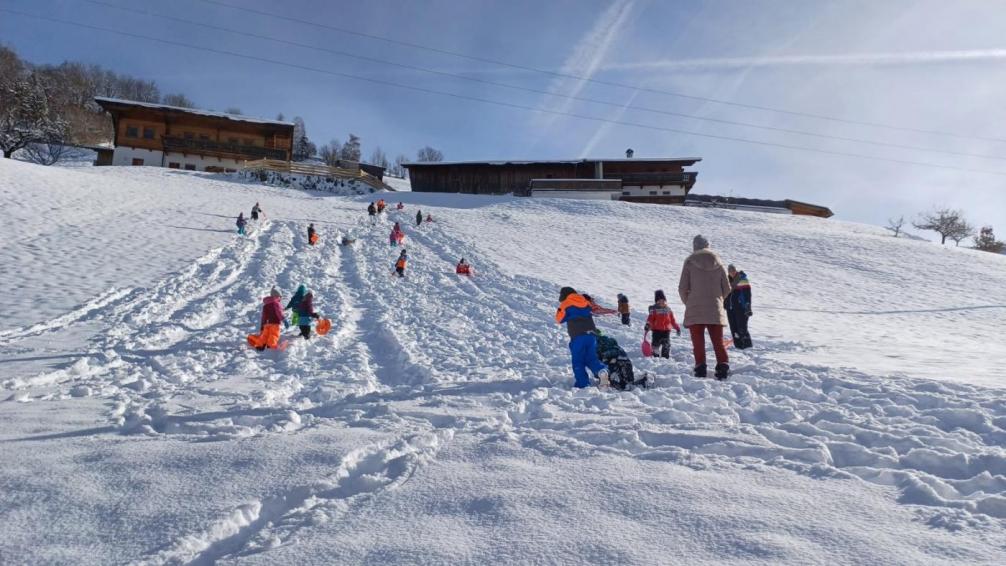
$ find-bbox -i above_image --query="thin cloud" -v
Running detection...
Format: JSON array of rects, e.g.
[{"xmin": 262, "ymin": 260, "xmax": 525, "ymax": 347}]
[
  {"xmin": 603, "ymin": 49, "xmax": 1006, "ymax": 72},
  {"xmin": 536, "ymin": 0, "xmax": 636, "ymax": 134}
]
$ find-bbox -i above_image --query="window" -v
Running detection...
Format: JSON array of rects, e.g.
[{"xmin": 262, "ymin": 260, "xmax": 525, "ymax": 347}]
[
  {"xmin": 225, "ymin": 168, "xmax": 237, "ymax": 173},
  {"xmin": 168, "ymin": 162, "xmax": 180, "ymax": 169},
  {"xmin": 184, "ymin": 164, "xmax": 196, "ymax": 171},
  {"xmin": 649, "ymin": 191, "xmax": 657, "ymax": 196},
  {"xmin": 126, "ymin": 125, "xmax": 139, "ymax": 138},
  {"xmin": 622, "ymin": 191, "xmax": 631, "ymax": 196},
  {"xmin": 143, "ymin": 127, "xmax": 155, "ymax": 139},
  {"xmin": 184, "ymin": 132, "xmax": 194, "ymax": 140},
  {"xmin": 131, "ymin": 158, "xmax": 144, "ymax": 166},
  {"xmin": 662, "ymin": 191, "xmax": 671, "ymax": 195}
]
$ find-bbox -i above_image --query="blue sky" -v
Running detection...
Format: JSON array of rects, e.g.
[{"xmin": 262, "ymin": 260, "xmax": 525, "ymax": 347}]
[{"xmin": 3, "ymin": 0, "xmax": 1006, "ymax": 235}]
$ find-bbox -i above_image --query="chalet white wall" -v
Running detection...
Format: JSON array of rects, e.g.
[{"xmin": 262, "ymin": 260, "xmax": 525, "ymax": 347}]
[{"xmin": 112, "ymin": 147, "xmax": 163, "ymax": 167}]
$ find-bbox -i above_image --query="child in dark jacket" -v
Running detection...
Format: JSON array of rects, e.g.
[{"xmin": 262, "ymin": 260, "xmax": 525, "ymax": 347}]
[
  {"xmin": 308, "ymin": 223, "xmax": 318, "ymax": 245},
  {"xmin": 296, "ymin": 289, "xmax": 320, "ymax": 339},
  {"xmin": 617, "ymin": 294, "xmax": 630, "ymax": 325},
  {"xmin": 236, "ymin": 213, "xmax": 247, "ymax": 235},
  {"xmin": 645, "ymin": 289, "xmax": 681, "ymax": 359}
]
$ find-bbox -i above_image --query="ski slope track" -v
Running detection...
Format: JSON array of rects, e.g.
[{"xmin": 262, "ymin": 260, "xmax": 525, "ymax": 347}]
[{"xmin": 1, "ymin": 159, "xmax": 1005, "ymax": 564}]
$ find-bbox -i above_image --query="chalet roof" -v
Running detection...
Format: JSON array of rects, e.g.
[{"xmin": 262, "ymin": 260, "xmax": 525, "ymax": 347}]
[
  {"xmin": 403, "ymin": 157, "xmax": 702, "ymax": 167},
  {"xmin": 94, "ymin": 97, "xmax": 295, "ymax": 128}
]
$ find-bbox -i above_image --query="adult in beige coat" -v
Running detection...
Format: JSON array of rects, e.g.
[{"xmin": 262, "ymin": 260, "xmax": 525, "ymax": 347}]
[{"xmin": 678, "ymin": 234, "xmax": 731, "ymax": 379}]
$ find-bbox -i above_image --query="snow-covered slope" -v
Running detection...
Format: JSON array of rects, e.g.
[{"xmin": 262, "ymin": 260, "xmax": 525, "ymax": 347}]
[{"xmin": 2, "ymin": 160, "xmax": 1005, "ymax": 564}]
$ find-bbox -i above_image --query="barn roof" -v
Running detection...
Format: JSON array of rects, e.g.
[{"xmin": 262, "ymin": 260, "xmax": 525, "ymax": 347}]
[
  {"xmin": 94, "ymin": 97, "xmax": 295, "ymax": 128},
  {"xmin": 403, "ymin": 157, "xmax": 702, "ymax": 167}
]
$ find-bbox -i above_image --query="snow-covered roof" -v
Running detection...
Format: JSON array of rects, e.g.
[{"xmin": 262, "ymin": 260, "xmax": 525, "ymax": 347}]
[
  {"xmin": 94, "ymin": 97, "xmax": 295, "ymax": 127},
  {"xmin": 403, "ymin": 157, "xmax": 702, "ymax": 167}
]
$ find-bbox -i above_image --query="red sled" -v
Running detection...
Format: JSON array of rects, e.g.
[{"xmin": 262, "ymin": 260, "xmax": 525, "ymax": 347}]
[{"xmin": 641, "ymin": 330, "xmax": 653, "ymax": 357}]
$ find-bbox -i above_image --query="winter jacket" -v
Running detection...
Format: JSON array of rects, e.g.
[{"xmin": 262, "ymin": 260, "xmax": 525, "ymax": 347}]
[
  {"xmin": 236, "ymin": 216, "xmax": 246, "ymax": 228},
  {"xmin": 368, "ymin": 204, "xmax": 377, "ymax": 216},
  {"xmin": 645, "ymin": 303, "xmax": 681, "ymax": 332},
  {"xmin": 259, "ymin": 296, "xmax": 284, "ymax": 328},
  {"xmin": 296, "ymin": 292, "xmax": 317, "ymax": 319},
  {"xmin": 617, "ymin": 296, "xmax": 630, "ymax": 315},
  {"xmin": 286, "ymin": 285, "xmax": 306, "ymax": 311},
  {"xmin": 727, "ymin": 271, "xmax": 752, "ymax": 313},
  {"xmin": 396, "ymin": 256, "xmax": 407, "ymax": 270},
  {"xmin": 678, "ymin": 249, "xmax": 731, "ymax": 327},
  {"xmin": 416, "ymin": 211, "xmax": 423, "ymax": 225},
  {"xmin": 456, "ymin": 262, "xmax": 471, "ymax": 275},
  {"xmin": 555, "ymin": 292, "xmax": 598, "ymax": 340}
]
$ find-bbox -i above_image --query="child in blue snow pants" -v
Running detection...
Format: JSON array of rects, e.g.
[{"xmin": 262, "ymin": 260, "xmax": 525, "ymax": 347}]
[{"xmin": 569, "ymin": 333, "xmax": 608, "ymax": 388}]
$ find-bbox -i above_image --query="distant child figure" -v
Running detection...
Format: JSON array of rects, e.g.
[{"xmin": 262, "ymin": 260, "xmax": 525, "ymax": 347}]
[
  {"xmin": 416, "ymin": 210, "xmax": 423, "ymax": 227},
  {"xmin": 251, "ymin": 202, "xmax": 262, "ymax": 221},
  {"xmin": 286, "ymin": 283, "xmax": 307, "ymax": 327},
  {"xmin": 425, "ymin": 213, "xmax": 434, "ymax": 223},
  {"xmin": 295, "ymin": 288, "xmax": 321, "ymax": 339},
  {"xmin": 396, "ymin": 202, "xmax": 405, "ymax": 210},
  {"xmin": 555, "ymin": 286, "xmax": 609, "ymax": 389},
  {"xmin": 389, "ymin": 222, "xmax": 404, "ymax": 247},
  {"xmin": 247, "ymin": 287, "xmax": 285, "ymax": 350},
  {"xmin": 368, "ymin": 202, "xmax": 377, "ymax": 223},
  {"xmin": 456, "ymin": 258, "xmax": 472, "ymax": 275},
  {"xmin": 394, "ymin": 249, "xmax": 408, "ymax": 277},
  {"xmin": 617, "ymin": 294, "xmax": 630, "ymax": 326},
  {"xmin": 236, "ymin": 212, "xmax": 247, "ymax": 235},
  {"xmin": 377, "ymin": 199, "xmax": 386, "ymax": 214},
  {"xmin": 308, "ymin": 223, "xmax": 318, "ymax": 246},
  {"xmin": 645, "ymin": 290, "xmax": 681, "ymax": 359},
  {"xmin": 726, "ymin": 264, "xmax": 753, "ymax": 349}
]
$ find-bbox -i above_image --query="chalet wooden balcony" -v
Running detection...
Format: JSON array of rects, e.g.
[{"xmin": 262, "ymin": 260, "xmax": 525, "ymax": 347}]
[
  {"xmin": 606, "ymin": 172, "xmax": 697, "ymax": 185},
  {"xmin": 162, "ymin": 136, "xmax": 287, "ymax": 160}
]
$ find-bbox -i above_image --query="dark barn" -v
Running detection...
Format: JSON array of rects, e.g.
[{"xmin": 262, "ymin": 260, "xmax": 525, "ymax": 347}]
[{"xmin": 404, "ymin": 157, "xmax": 701, "ymax": 203}]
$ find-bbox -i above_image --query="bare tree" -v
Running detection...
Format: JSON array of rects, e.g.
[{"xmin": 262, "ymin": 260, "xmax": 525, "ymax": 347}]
[
  {"xmin": 163, "ymin": 93, "xmax": 195, "ymax": 108},
  {"xmin": 389, "ymin": 154, "xmax": 409, "ymax": 177},
  {"xmin": 368, "ymin": 145, "xmax": 389, "ymax": 169},
  {"xmin": 292, "ymin": 117, "xmax": 315, "ymax": 161},
  {"xmin": 973, "ymin": 226, "xmax": 1005, "ymax": 253},
  {"xmin": 276, "ymin": 112, "xmax": 285, "ymax": 121},
  {"xmin": 948, "ymin": 217, "xmax": 975, "ymax": 247},
  {"xmin": 224, "ymin": 106, "xmax": 243, "ymax": 115},
  {"xmin": 1, "ymin": 72, "xmax": 67, "ymax": 159},
  {"xmin": 913, "ymin": 208, "xmax": 970, "ymax": 245},
  {"xmin": 885, "ymin": 215, "xmax": 906, "ymax": 237},
  {"xmin": 22, "ymin": 139, "xmax": 69, "ymax": 166},
  {"xmin": 319, "ymin": 139, "xmax": 341, "ymax": 166},
  {"xmin": 416, "ymin": 145, "xmax": 443, "ymax": 162}
]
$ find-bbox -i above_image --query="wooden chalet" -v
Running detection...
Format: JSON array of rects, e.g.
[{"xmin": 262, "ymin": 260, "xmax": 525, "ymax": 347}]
[
  {"xmin": 404, "ymin": 157, "xmax": 700, "ymax": 203},
  {"xmin": 94, "ymin": 97, "xmax": 294, "ymax": 172}
]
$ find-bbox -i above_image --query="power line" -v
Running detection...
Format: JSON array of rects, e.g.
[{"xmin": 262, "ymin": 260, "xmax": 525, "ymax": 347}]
[
  {"xmin": 196, "ymin": 0, "xmax": 1006, "ymax": 145},
  {"xmin": 81, "ymin": 0, "xmax": 1006, "ymax": 164},
  {"xmin": 5, "ymin": 7, "xmax": 1006, "ymax": 177}
]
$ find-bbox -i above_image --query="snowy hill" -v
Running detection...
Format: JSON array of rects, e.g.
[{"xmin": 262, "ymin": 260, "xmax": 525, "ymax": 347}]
[{"xmin": 2, "ymin": 158, "xmax": 1005, "ymax": 564}]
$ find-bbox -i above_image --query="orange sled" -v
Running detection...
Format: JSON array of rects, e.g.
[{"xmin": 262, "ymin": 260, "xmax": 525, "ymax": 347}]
[{"xmin": 316, "ymin": 318, "xmax": 332, "ymax": 335}]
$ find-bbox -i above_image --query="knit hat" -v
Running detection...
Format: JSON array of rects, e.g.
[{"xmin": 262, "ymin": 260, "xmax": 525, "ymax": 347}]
[
  {"xmin": 559, "ymin": 286, "xmax": 576, "ymax": 301},
  {"xmin": 654, "ymin": 289, "xmax": 666, "ymax": 303},
  {"xmin": 727, "ymin": 264, "xmax": 737, "ymax": 272},
  {"xmin": 693, "ymin": 234, "xmax": 710, "ymax": 251},
  {"xmin": 269, "ymin": 286, "xmax": 281, "ymax": 298}
]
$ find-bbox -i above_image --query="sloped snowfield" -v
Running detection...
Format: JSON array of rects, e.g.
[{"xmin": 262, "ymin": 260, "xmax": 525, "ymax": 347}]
[{"xmin": 1, "ymin": 159, "xmax": 1005, "ymax": 564}]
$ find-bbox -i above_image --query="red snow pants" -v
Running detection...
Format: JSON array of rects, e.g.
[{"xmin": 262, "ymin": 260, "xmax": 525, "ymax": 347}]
[{"xmin": 688, "ymin": 324, "xmax": 728, "ymax": 366}]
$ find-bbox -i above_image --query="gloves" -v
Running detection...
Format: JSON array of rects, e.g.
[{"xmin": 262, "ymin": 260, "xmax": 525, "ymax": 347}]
[
  {"xmin": 746, "ymin": 310, "xmax": 753, "ymax": 317},
  {"xmin": 644, "ymin": 323, "xmax": 651, "ymax": 332},
  {"xmin": 676, "ymin": 329, "xmax": 681, "ymax": 337},
  {"xmin": 312, "ymin": 313, "xmax": 320, "ymax": 319}
]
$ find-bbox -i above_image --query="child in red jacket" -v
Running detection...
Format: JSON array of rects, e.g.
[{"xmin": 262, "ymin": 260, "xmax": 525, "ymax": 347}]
[{"xmin": 645, "ymin": 289, "xmax": 681, "ymax": 359}]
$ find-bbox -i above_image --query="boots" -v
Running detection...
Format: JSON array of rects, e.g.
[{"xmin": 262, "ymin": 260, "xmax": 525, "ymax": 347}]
[
  {"xmin": 694, "ymin": 364, "xmax": 707, "ymax": 378},
  {"xmin": 598, "ymin": 369, "xmax": 611, "ymax": 388},
  {"xmin": 715, "ymin": 363, "xmax": 730, "ymax": 380}
]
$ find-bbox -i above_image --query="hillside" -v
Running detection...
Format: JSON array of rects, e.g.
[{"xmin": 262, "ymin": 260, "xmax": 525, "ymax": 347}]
[{"xmin": 1, "ymin": 159, "xmax": 1005, "ymax": 564}]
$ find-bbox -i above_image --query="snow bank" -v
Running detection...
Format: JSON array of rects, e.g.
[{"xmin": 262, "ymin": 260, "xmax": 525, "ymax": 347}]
[{"xmin": 2, "ymin": 159, "xmax": 1005, "ymax": 564}]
